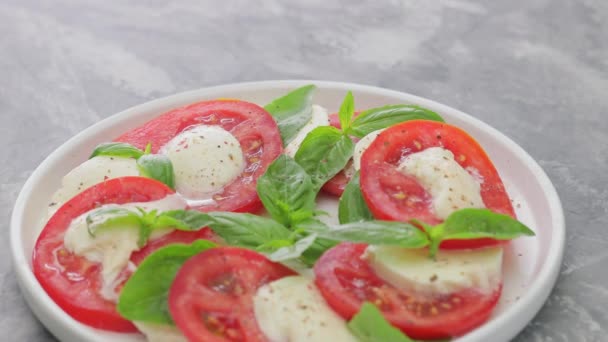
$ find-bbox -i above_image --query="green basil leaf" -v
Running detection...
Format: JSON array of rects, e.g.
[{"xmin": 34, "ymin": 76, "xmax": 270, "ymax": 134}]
[
  {"xmin": 89, "ymin": 142, "xmax": 144, "ymax": 159},
  {"xmin": 152, "ymin": 210, "xmax": 213, "ymax": 231},
  {"xmin": 301, "ymin": 220, "xmax": 429, "ymax": 249},
  {"xmin": 348, "ymin": 302, "xmax": 414, "ymax": 342},
  {"xmin": 427, "ymin": 208, "xmax": 535, "ymax": 257},
  {"xmin": 266, "ymin": 234, "xmax": 318, "ymax": 262},
  {"xmin": 264, "ymin": 85, "xmax": 316, "ymax": 145},
  {"xmin": 294, "ymin": 126, "xmax": 355, "ymax": 192},
  {"xmin": 292, "ymin": 218, "xmax": 338, "ymax": 265},
  {"xmin": 349, "ymin": 105, "xmax": 444, "ymax": 138},
  {"xmin": 137, "ymin": 154, "xmax": 175, "ymax": 189},
  {"xmin": 206, "ymin": 212, "xmax": 292, "ymax": 248},
  {"xmin": 338, "ymin": 171, "xmax": 373, "ymax": 224},
  {"xmin": 339, "ymin": 91, "xmax": 355, "ymax": 133},
  {"xmin": 117, "ymin": 240, "xmax": 216, "ymax": 324},
  {"xmin": 256, "ymin": 155, "xmax": 316, "ymax": 226},
  {"xmin": 85, "ymin": 207, "xmax": 142, "ymax": 238}
]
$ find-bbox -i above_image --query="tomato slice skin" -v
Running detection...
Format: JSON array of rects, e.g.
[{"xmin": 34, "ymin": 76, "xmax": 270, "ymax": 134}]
[
  {"xmin": 115, "ymin": 100, "xmax": 283, "ymax": 214},
  {"xmin": 169, "ymin": 247, "xmax": 296, "ymax": 342},
  {"xmin": 32, "ymin": 177, "xmax": 214, "ymax": 332},
  {"xmin": 314, "ymin": 243, "xmax": 502, "ymax": 339},
  {"xmin": 359, "ymin": 120, "xmax": 515, "ymax": 249}
]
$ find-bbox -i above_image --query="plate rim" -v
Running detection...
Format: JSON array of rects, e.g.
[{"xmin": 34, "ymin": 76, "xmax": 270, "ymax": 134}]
[{"xmin": 10, "ymin": 80, "xmax": 565, "ymax": 342}]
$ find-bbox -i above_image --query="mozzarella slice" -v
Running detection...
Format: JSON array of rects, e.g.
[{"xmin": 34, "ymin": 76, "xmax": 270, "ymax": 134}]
[
  {"xmin": 63, "ymin": 194, "xmax": 187, "ymax": 301},
  {"xmin": 48, "ymin": 156, "xmax": 140, "ymax": 217},
  {"xmin": 284, "ymin": 105, "xmax": 330, "ymax": 157},
  {"xmin": 160, "ymin": 125, "xmax": 245, "ymax": 201},
  {"xmin": 397, "ymin": 147, "xmax": 485, "ymax": 219},
  {"xmin": 253, "ymin": 276, "xmax": 357, "ymax": 342},
  {"xmin": 352, "ymin": 128, "xmax": 385, "ymax": 171},
  {"xmin": 365, "ymin": 246, "xmax": 503, "ymax": 296},
  {"xmin": 133, "ymin": 322, "xmax": 187, "ymax": 342}
]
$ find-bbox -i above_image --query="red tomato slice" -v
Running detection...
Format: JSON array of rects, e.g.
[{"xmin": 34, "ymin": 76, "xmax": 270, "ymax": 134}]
[
  {"xmin": 314, "ymin": 243, "xmax": 502, "ymax": 339},
  {"xmin": 322, "ymin": 112, "xmax": 361, "ymax": 197},
  {"xmin": 115, "ymin": 100, "xmax": 283, "ymax": 214},
  {"xmin": 32, "ymin": 177, "xmax": 215, "ymax": 332},
  {"xmin": 169, "ymin": 247, "xmax": 296, "ymax": 342},
  {"xmin": 359, "ymin": 120, "xmax": 515, "ymax": 249}
]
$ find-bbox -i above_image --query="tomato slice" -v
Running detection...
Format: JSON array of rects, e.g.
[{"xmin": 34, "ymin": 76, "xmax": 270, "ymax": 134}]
[
  {"xmin": 32, "ymin": 177, "xmax": 215, "ymax": 332},
  {"xmin": 359, "ymin": 120, "xmax": 515, "ymax": 249},
  {"xmin": 314, "ymin": 243, "xmax": 501, "ymax": 339},
  {"xmin": 169, "ymin": 247, "xmax": 295, "ymax": 342},
  {"xmin": 115, "ymin": 100, "xmax": 283, "ymax": 214}
]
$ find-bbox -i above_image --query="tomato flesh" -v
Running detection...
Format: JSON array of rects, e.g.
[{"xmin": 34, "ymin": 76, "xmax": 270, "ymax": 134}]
[
  {"xmin": 359, "ymin": 120, "xmax": 515, "ymax": 249},
  {"xmin": 314, "ymin": 243, "xmax": 502, "ymax": 339},
  {"xmin": 32, "ymin": 177, "xmax": 215, "ymax": 332},
  {"xmin": 115, "ymin": 100, "xmax": 283, "ymax": 213},
  {"xmin": 169, "ymin": 247, "xmax": 296, "ymax": 342}
]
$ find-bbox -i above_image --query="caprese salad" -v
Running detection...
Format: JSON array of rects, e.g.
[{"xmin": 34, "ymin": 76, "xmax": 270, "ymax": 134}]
[{"xmin": 32, "ymin": 85, "xmax": 535, "ymax": 342}]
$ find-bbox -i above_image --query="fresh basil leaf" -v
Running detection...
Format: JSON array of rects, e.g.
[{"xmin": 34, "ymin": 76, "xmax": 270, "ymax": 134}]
[
  {"xmin": 301, "ymin": 220, "xmax": 429, "ymax": 249},
  {"xmin": 85, "ymin": 207, "xmax": 141, "ymax": 238},
  {"xmin": 348, "ymin": 302, "xmax": 414, "ymax": 342},
  {"xmin": 264, "ymin": 85, "xmax": 316, "ymax": 145},
  {"xmin": 349, "ymin": 105, "xmax": 444, "ymax": 138},
  {"xmin": 293, "ymin": 218, "xmax": 337, "ymax": 265},
  {"xmin": 427, "ymin": 208, "xmax": 535, "ymax": 257},
  {"xmin": 339, "ymin": 91, "xmax": 355, "ymax": 133},
  {"xmin": 152, "ymin": 210, "xmax": 213, "ymax": 231},
  {"xmin": 89, "ymin": 142, "xmax": 144, "ymax": 159},
  {"xmin": 117, "ymin": 240, "xmax": 216, "ymax": 324},
  {"xmin": 266, "ymin": 234, "xmax": 318, "ymax": 262},
  {"xmin": 256, "ymin": 155, "xmax": 316, "ymax": 226},
  {"xmin": 137, "ymin": 154, "xmax": 175, "ymax": 189},
  {"xmin": 338, "ymin": 172, "xmax": 373, "ymax": 224},
  {"xmin": 294, "ymin": 126, "xmax": 355, "ymax": 192},
  {"xmin": 206, "ymin": 212, "xmax": 292, "ymax": 248}
]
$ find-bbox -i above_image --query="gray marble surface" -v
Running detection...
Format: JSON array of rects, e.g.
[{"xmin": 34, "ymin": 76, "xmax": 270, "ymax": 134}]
[{"xmin": 1, "ymin": 0, "xmax": 606, "ymax": 341}]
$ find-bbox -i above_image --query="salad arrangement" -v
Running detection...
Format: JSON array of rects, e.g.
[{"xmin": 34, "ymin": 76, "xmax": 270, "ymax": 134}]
[{"xmin": 32, "ymin": 85, "xmax": 535, "ymax": 341}]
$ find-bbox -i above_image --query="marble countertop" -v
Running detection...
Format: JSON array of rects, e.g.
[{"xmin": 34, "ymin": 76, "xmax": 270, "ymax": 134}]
[{"xmin": 1, "ymin": 1, "xmax": 606, "ymax": 341}]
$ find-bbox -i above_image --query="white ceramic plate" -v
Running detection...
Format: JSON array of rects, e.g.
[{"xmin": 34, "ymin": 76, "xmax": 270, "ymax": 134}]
[{"xmin": 10, "ymin": 80, "xmax": 565, "ymax": 342}]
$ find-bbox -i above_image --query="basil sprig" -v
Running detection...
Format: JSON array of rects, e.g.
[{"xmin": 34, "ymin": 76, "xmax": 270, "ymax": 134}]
[
  {"xmin": 264, "ymin": 85, "xmax": 316, "ymax": 146},
  {"xmin": 301, "ymin": 208, "xmax": 535, "ymax": 258},
  {"xmin": 421, "ymin": 208, "xmax": 536, "ymax": 257},
  {"xmin": 89, "ymin": 142, "xmax": 145, "ymax": 159},
  {"xmin": 348, "ymin": 104, "xmax": 444, "ymax": 138},
  {"xmin": 294, "ymin": 126, "xmax": 354, "ymax": 192},
  {"xmin": 348, "ymin": 302, "xmax": 414, "ymax": 342},
  {"xmin": 117, "ymin": 240, "xmax": 216, "ymax": 324},
  {"xmin": 256, "ymin": 155, "xmax": 316, "ymax": 226},
  {"xmin": 338, "ymin": 171, "xmax": 373, "ymax": 224},
  {"xmin": 85, "ymin": 207, "xmax": 210, "ymax": 247},
  {"xmin": 88, "ymin": 141, "xmax": 175, "ymax": 189}
]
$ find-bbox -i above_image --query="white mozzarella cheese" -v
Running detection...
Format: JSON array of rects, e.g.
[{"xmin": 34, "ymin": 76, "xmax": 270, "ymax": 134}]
[
  {"xmin": 133, "ymin": 322, "xmax": 187, "ymax": 342},
  {"xmin": 352, "ymin": 128, "xmax": 385, "ymax": 171},
  {"xmin": 397, "ymin": 147, "xmax": 485, "ymax": 219},
  {"xmin": 365, "ymin": 245, "xmax": 503, "ymax": 296},
  {"xmin": 63, "ymin": 194, "xmax": 187, "ymax": 301},
  {"xmin": 160, "ymin": 125, "xmax": 245, "ymax": 200},
  {"xmin": 48, "ymin": 156, "xmax": 140, "ymax": 217},
  {"xmin": 284, "ymin": 105, "xmax": 330, "ymax": 157},
  {"xmin": 253, "ymin": 276, "xmax": 357, "ymax": 342}
]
